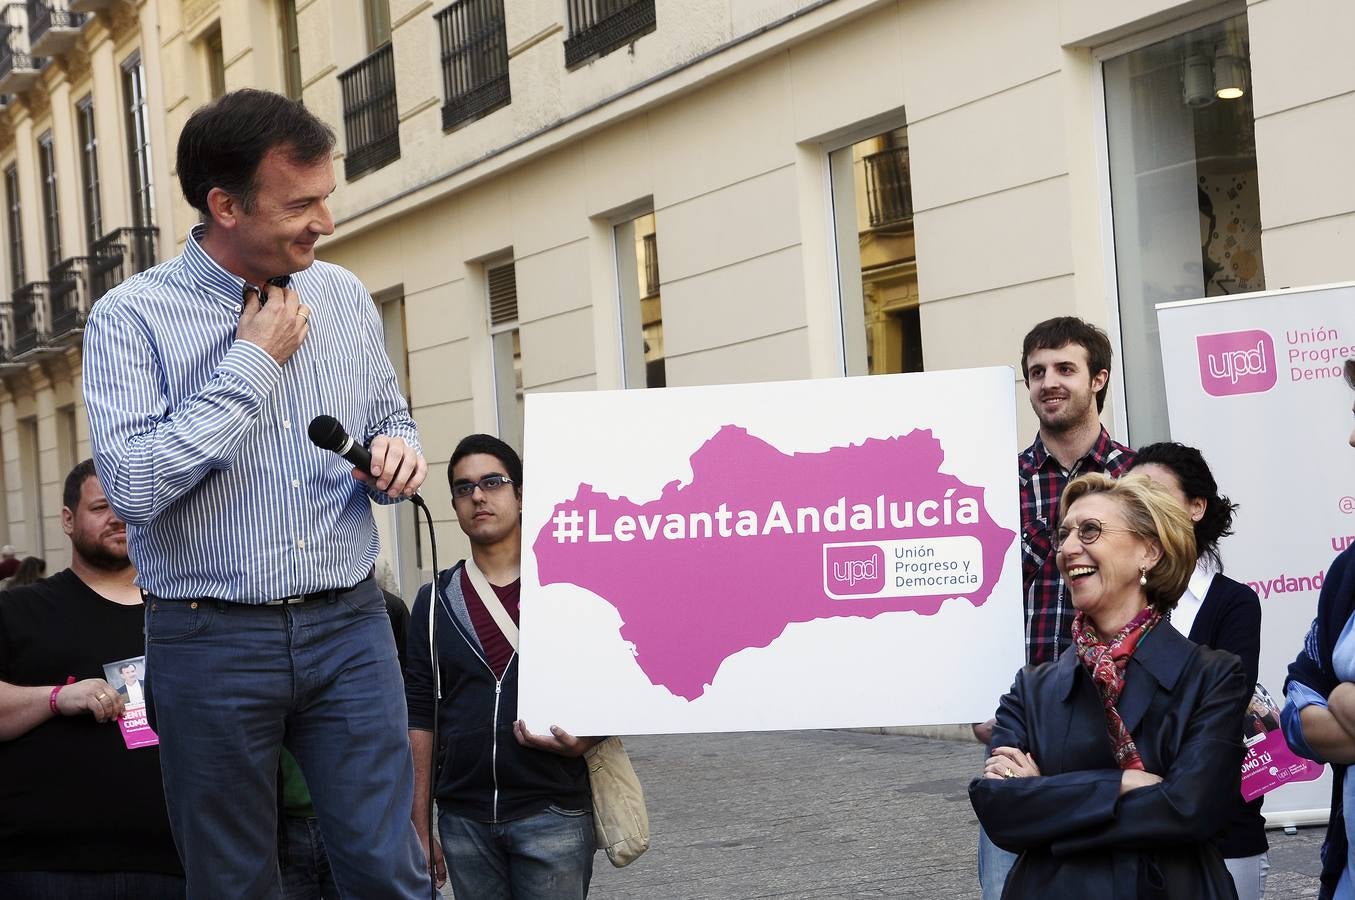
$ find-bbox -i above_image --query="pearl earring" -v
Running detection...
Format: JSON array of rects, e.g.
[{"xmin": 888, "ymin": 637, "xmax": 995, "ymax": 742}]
[{"xmin": 1139, "ymin": 566, "xmax": 1148, "ymax": 587}]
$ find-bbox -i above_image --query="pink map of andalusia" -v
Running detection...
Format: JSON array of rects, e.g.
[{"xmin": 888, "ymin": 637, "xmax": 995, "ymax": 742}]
[{"xmin": 532, "ymin": 425, "xmax": 1015, "ymax": 702}]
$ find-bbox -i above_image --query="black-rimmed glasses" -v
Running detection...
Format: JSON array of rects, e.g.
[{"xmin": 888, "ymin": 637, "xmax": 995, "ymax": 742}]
[{"xmin": 451, "ymin": 474, "xmax": 514, "ymax": 500}]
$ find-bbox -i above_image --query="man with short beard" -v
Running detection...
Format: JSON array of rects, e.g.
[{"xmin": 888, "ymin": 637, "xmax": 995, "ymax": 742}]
[
  {"xmin": 0, "ymin": 459, "xmax": 183, "ymax": 898},
  {"xmin": 975, "ymin": 317, "xmax": 1135, "ymax": 899}
]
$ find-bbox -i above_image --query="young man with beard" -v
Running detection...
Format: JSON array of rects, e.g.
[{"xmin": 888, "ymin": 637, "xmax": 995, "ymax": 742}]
[
  {"xmin": 406, "ymin": 434, "xmax": 599, "ymax": 899},
  {"xmin": 0, "ymin": 460, "xmax": 184, "ymax": 898},
  {"xmin": 976, "ymin": 317, "xmax": 1136, "ymax": 899}
]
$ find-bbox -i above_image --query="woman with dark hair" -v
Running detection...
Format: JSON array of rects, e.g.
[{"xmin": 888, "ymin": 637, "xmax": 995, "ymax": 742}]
[
  {"xmin": 970, "ymin": 473, "xmax": 1248, "ymax": 898},
  {"xmin": 4, "ymin": 556, "xmax": 45, "ymax": 590},
  {"xmin": 1129, "ymin": 442, "xmax": 1268, "ymax": 899}
]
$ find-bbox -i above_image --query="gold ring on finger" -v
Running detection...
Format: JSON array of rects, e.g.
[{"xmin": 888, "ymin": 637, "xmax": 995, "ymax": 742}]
[
  {"xmin": 297, "ymin": 310, "xmax": 310, "ymax": 322},
  {"xmin": 1002, "ymin": 768, "xmax": 1015, "ymax": 778},
  {"xmin": 96, "ymin": 693, "xmax": 106, "ymax": 700}
]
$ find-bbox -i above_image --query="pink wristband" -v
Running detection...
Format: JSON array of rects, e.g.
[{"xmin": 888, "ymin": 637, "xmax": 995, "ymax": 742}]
[{"xmin": 49, "ymin": 676, "xmax": 76, "ymax": 714}]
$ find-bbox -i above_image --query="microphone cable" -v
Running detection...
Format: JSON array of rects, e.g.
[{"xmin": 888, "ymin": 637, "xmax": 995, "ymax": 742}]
[{"xmin": 408, "ymin": 493, "xmax": 442, "ymax": 899}]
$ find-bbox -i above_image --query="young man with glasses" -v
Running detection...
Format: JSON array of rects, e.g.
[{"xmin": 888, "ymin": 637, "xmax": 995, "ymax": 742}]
[
  {"xmin": 406, "ymin": 434, "xmax": 600, "ymax": 899},
  {"xmin": 976, "ymin": 317, "xmax": 1135, "ymax": 899}
]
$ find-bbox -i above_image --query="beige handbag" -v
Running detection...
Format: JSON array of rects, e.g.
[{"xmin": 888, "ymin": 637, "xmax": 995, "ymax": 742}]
[{"xmin": 464, "ymin": 559, "xmax": 651, "ymax": 868}]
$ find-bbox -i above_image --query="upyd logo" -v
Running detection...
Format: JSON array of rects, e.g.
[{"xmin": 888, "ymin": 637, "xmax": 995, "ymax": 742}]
[
  {"xmin": 824, "ymin": 544, "xmax": 884, "ymax": 596},
  {"xmin": 1197, "ymin": 330, "xmax": 1277, "ymax": 397}
]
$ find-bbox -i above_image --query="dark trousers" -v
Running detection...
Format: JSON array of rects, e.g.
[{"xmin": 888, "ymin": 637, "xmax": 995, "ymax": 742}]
[
  {"xmin": 0, "ymin": 870, "xmax": 185, "ymax": 900},
  {"xmin": 147, "ymin": 581, "xmax": 428, "ymax": 899}
]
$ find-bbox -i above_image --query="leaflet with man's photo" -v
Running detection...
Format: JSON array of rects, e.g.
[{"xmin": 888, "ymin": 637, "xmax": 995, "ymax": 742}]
[
  {"xmin": 1240, "ymin": 682, "xmax": 1319, "ymax": 801},
  {"xmin": 102, "ymin": 655, "xmax": 159, "ymax": 750}
]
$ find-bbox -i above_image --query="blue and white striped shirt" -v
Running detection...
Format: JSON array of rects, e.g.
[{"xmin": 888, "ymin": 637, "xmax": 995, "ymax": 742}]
[{"xmin": 83, "ymin": 225, "xmax": 420, "ymax": 602}]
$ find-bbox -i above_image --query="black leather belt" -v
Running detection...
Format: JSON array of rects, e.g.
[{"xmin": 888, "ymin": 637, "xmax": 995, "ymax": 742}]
[{"xmin": 260, "ymin": 576, "xmax": 370, "ymax": 606}]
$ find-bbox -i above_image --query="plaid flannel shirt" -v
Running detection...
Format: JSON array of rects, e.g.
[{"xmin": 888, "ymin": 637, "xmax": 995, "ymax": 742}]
[{"xmin": 1018, "ymin": 428, "xmax": 1135, "ymax": 666}]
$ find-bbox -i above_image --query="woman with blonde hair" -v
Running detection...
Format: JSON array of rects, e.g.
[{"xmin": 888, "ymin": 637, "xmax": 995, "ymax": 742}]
[{"xmin": 970, "ymin": 472, "xmax": 1249, "ymax": 898}]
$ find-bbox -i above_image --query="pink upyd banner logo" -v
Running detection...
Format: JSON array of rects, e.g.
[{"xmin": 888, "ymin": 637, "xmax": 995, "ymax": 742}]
[
  {"xmin": 1197, "ymin": 330, "xmax": 1277, "ymax": 396},
  {"xmin": 824, "ymin": 544, "xmax": 885, "ymax": 596}
]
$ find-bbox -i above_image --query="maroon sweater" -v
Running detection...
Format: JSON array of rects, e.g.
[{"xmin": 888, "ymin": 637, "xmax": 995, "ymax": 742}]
[{"xmin": 460, "ymin": 568, "xmax": 520, "ymax": 678}]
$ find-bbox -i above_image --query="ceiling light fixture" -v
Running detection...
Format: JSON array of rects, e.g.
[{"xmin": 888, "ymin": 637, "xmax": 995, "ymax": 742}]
[{"xmin": 1182, "ymin": 53, "xmax": 1215, "ymax": 107}]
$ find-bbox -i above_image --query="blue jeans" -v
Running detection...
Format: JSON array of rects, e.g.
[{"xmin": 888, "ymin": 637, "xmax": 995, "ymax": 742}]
[
  {"xmin": 0, "ymin": 870, "xmax": 185, "ymax": 899},
  {"xmin": 146, "ymin": 582, "xmax": 428, "ymax": 900},
  {"xmin": 439, "ymin": 805, "xmax": 596, "ymax": 900},
  {"xmin": 978, "ymin": 823, "xmax": 1016, "ymax": 900},
  {"xmin": 280, "ymin": 817, "xmax": 339, "ymax": 900}
]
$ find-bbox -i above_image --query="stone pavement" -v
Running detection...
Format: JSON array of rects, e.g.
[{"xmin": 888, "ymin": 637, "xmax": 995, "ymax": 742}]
[{"xmin": 580, "ymin": 730, "xmax": 1327, "ymax": 899}]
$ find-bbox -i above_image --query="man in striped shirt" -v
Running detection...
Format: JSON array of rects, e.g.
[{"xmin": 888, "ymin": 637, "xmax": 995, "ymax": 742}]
[{"xmin": 83, "ymin": 90, "xmax": 430, "ymax": 898}]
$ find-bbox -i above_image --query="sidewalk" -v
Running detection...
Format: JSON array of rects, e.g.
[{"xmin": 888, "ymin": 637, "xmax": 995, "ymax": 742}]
[{"xmin": 589, "ymin": 730, "xmax": 1325, "ymax": 898}]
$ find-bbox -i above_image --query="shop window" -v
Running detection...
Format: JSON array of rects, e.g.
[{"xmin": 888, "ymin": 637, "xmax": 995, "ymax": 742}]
[
  {"xmin": 1104, "ymin": 13, "xmax": 1262, "ymax": 444},
  {"xmin": 830, "ymin": 125, "xmax": 923, "ymax": 376},
  {"xmin": 376, "ymin": 288, "xmax": 423, "ymax": 596},
  {"xmin": 615, "ymin": 211, "xmax": 665, "ymax": 388}
]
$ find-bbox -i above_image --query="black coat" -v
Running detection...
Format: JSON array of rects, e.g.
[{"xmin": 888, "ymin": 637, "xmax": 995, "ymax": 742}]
[
  {"xmin": 970, "ymin": 622, "xmax": 1248, "ymax": 900},
  {"xmin": 1184, "ymin": 572, "xmax": 1267, "ymax": 859}
]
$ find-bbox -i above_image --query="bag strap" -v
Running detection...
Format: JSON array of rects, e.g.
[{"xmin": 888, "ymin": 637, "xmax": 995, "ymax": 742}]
[{"xmin": 464, "ymin": 557, "xmax": 519, "ymax": 651}]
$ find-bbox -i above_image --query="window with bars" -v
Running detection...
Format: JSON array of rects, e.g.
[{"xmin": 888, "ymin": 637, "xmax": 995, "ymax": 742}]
[
  {"xmin": 486, "ymin": 261, "xmax": 522, "ymax": 452},
  {"xmin": 564, "ymin": 0, "xmax": 655, "ymax": 68},
  {"xmin": 122, "ymin": 54, "xmax": 155, "ymax": 230},
  {"xmin": 435, "ymin": 0, "xmax": 509, "ymax": 131},
  {"xmin": 76, "ymin": 96, "xmax": 102, "ymax": 248},
  {"xmin": 339, "ymin": 44, "xmax": 400, "ymax": 180},
  {"xmin": 831, "ymin": 125, "xmax": 924, "ymax": 377},
  {"xmin": 281, "ymin": 0, "xmax": 302, "ymax": 100},
  {"xmin": 38, "ymin": 131, "xmax": 61, "ymax": 269}
]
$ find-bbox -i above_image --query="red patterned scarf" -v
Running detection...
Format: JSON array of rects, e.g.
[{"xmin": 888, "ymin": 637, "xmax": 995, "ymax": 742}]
[{"xmin": 1072, "ymin": 606, "xmax": 1162, "ymax": 771}]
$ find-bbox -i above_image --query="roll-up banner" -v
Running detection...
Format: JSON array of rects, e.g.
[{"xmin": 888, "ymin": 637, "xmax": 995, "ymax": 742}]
[{"xmin": 1157, "ymin": 282, "xmax": 1355, "ymax": 826}]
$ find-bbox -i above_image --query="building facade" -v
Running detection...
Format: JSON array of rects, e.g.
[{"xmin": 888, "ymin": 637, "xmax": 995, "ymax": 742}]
[{"xmin": 0, "ymin": 0, "xmax": 1347, "ymax": 594}]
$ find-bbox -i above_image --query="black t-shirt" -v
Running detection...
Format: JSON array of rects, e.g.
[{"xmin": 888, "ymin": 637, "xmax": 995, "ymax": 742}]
[{"xmin": 0, "ymin": 570, "xmax": 181, "ymax": 874}]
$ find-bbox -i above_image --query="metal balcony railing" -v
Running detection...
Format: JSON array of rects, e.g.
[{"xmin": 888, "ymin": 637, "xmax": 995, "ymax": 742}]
[
  {"xmin": 436, "ymin": 0, "xmax": 509, "ymax": 131},
  {"xmin": 863, "ymin": 146, "xmax": 913, "ymax": 229},
  {"xmin": 339, "ymin": 44, "xmax": 400, "ymax": 180},
  {"xmin": 11, "ymin": 281, "xmax": 46, "ymax": 357},
  {"xmin": 564, "ymin": 0, "xmax": 654, "ymax": 68},
  {"xmin": 27, "ymin": 0, "xmax": 82, "ymax": 57},
  {"xmin": 47, "ymin": 255, "xmax": 88, "ymax": 339},
  {"xmin": 89, "ymin": 226, "xmax": 158, "ymax": 301},
  {"xmin": 0, "ymin": 16, "xmax": 40, "ymax": 94}
]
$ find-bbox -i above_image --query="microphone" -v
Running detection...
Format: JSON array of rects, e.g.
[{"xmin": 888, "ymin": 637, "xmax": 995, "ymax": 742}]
[
  {"xmin": 308, "ymin": 415, "xmax": 428, "ymax": 511},
  {"xmin": 308, "ymin": 415, "xmax": 372, "ymax": 475}
]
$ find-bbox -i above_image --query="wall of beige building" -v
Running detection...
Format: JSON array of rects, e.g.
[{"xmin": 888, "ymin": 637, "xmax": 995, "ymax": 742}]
[
  {"xmin": 0, "ymin": 3, "xmax": 162, "ymax": 568},
  {"xmin": 308, "ymin": 0, "xmax": 1355, "ymax": 573},
  {"xmin": 310, "ymin": 0, "xmax": 1100, "ymax": 565},
  {"xmin": 3, "ymin": 0, "xmax": 1350, "ymax": 583}
]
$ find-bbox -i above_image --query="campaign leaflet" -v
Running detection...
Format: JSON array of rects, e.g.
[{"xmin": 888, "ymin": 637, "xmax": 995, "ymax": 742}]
[
  {"xmin": 102, "ymin": 655, "xmax": 159, "ymax": 750},
  {"xmin": 1241, "ymin": 682, "xmax": 1319, "ymax": 802}
]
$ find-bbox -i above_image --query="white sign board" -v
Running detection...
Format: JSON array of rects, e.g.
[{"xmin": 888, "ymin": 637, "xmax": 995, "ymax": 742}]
[
  {"xmin": 1158, "ymin": 282, "xmax": 1355, "ymax": 825},
  {"xmin": 518, "ymin": 368, "xmax": 1024, "ymax": 736}
]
